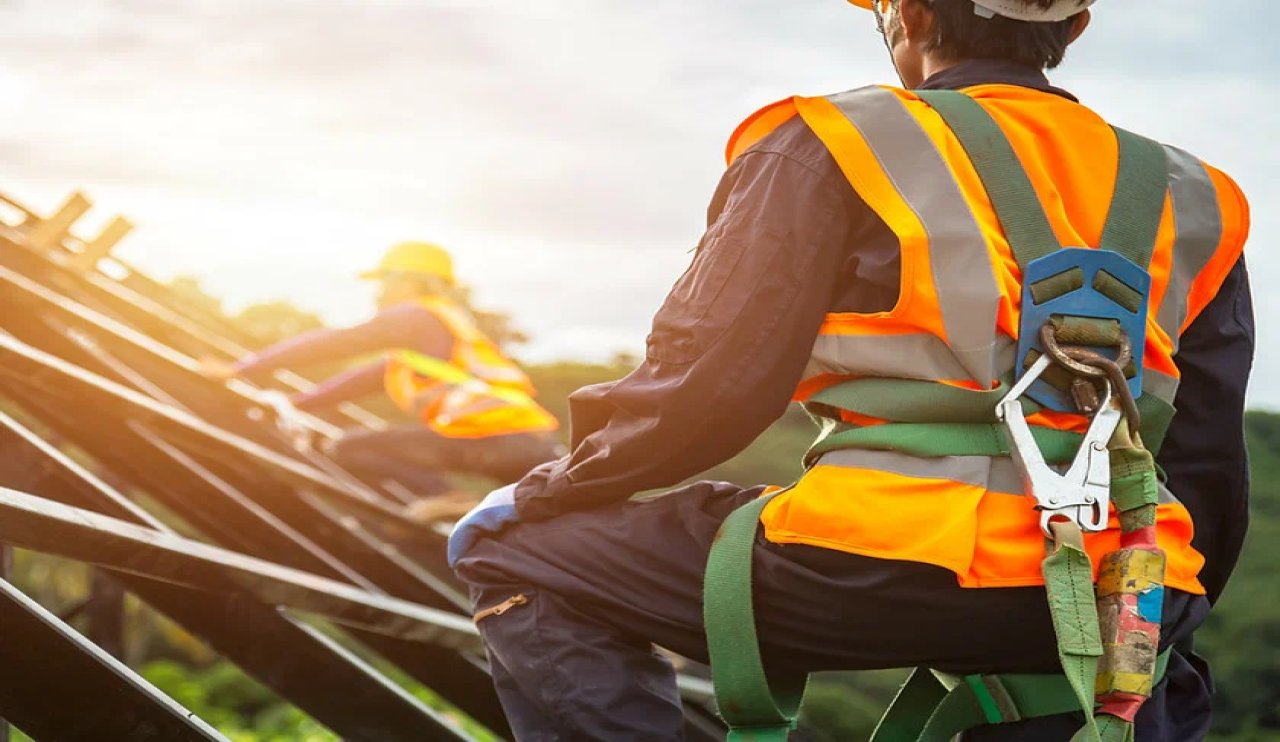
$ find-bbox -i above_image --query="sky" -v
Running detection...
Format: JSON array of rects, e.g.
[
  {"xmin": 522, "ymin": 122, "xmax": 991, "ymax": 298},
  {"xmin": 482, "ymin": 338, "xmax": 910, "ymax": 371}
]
[{"xmin": 0, "ymin": 0, "xmax": 1276, "ymax": 405}]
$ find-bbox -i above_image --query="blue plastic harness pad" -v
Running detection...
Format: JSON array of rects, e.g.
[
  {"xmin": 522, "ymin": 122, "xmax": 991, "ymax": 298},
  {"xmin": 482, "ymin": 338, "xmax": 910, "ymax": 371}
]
[{"xmin": 1016, "ymin": 247, "xmax": 1151, "ymax": 412}]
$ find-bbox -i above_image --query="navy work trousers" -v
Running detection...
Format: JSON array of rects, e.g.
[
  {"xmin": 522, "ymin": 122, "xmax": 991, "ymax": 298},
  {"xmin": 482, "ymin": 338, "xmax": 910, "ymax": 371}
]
[{"xmin": 454, "ymin": 481, "xmax": 1213, "ymax": 741}]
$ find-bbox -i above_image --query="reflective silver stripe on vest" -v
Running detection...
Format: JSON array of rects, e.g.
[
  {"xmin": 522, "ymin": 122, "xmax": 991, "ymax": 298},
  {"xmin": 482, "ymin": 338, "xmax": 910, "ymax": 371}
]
[
  {"xmin": 823, "ymin": 87, "xmax": 1002, "ymax": 384},
  {"xmin": 816, "ymin": 448, "xmax": 1180, "ymax": 505},
  {"xmin": 804, "ymin": 333, "xmax": 1016, "ymax": 384},
  {"xmin": 1143, "ymin": 367, "xmax": 1180, "ymax": 404},
  {"xmin": 816, "ymin": 448, "xmax": 1024, "ymax": 495},
  {"xmin": 1156, "ymin": 482, "xmax": 1180, "ymax": 507},
  {"xmin": 1157, "ymin": 146, "xmax": 1223, "ymax": 354}
]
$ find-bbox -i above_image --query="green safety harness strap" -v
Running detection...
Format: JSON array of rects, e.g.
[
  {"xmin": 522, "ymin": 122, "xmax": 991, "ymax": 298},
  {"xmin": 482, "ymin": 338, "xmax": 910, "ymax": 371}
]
[
  {"xmin": 703, "ymin": 488, "xmax": 805, "ymax": 741},
  {"xmin": 1099, "ymin": 127, "xmax": 1169, "ymax": 268},
  {"xmin": 915, "ymin": 91, "xmax": 1168, "ymax": 271},
  {"xmin": 1042, "ymin": 520, "xmax": 1110, "ymax": 742},
  {"xmin": 803, "ymin": 376, "xmax": 1172, "ymax": 463},
  {"xmin": 870, "ymin": 651, "xmax": 1171, "ymax": 742},
  {"xmin": 914, "ymin": 90, "xmax": 1060, "ymax": 269}
]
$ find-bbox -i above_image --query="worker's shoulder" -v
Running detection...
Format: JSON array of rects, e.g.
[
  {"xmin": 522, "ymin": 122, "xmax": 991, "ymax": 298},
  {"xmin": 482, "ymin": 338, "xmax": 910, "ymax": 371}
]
[
  {"xmin": 375, "ymin": 298, "xmax": 453, "ymax": 332},
  {"xmin": 736, "ymin": 116, "xmax": 837, "ymax": 175},
  {"xmin": 1158, "ymin": 141, "xmax": 1251, "ymax": 237},
  {"xmin": 726, "ymin": 85, "xmax": 887, "ymax": 166}
]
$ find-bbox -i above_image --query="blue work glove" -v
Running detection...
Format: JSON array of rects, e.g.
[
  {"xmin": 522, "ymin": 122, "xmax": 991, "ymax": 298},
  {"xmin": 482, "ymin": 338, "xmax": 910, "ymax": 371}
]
[{"xmin": 447, "ymin": 483, "xmax": 519, "ymax": 569}]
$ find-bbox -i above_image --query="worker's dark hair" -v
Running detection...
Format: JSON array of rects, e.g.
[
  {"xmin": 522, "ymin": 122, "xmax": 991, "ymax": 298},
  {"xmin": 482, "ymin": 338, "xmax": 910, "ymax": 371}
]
[{"xmin": 901, "ymin": 0, "xmax": 1084, "ymax": 69}]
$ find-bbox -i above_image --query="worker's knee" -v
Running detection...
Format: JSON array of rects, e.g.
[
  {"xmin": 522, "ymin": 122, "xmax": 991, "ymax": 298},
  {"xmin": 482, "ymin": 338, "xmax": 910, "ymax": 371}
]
[
  {"xmin": 452, "ymin": 532, "xmax": 523, "ymax": 590},
  {"xmin": 470, "ymin": 586, "xmax": 685, "ymax": 740},
  {"xmin": 469, "ymin": 588, "xmax": 569, "ymax": 713}
]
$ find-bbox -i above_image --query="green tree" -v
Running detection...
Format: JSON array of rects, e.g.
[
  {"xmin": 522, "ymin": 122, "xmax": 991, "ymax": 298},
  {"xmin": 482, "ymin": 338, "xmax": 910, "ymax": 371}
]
[
  {"xmin": 1194, "ymin": 412, "xmax": 1280, "ymax": 737},
  {"xmin": 234, "ymin": 301, "xmax": 324, "ymax": 348},
  {"xmin": 165, "ymin": 275, "xmax": 226, "ymax": 320}
]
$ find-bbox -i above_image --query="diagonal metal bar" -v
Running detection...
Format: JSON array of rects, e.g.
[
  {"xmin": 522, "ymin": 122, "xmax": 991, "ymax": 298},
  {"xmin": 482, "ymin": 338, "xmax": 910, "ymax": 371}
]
[
  {"xmin": 132, "ymin": 422, "xmax": 386, "ymax": 594},
  {"xmin": 0, "ymin": 236, "xmax": 388, "ymax": 432},
  {"xmin": 0, "ymin": 485, "xmax": 481, "ymax": 650},
  {"xmin": 0, "ymin": 332, "xmax": 412, "ymax": 530},
  {"xmin": 0, "ymin": 577, "xmax": 227, "ymax": 741},
  {"xmin": 0, "ymin": 262, "xmax": 340, "ymax": 438},
  {"xmin": 0, "ymin": 335, "xmax": 470, "ymax": 611},
  {"xmin": 0, "ymin": 239, "xmax": 722, "ymax": 735},
  {"xmin": 0, "ymin": 544, "xmax": 9, "ymax": 742},
  {"xmin": 0, "ymin": 372, "xmax": 517, "ymax": 730},
  {"xmin": 120, "ymin": 575, "xmax": 474, "ymax": 742},
  {"xmin": 0, "ymin": 417, "xmax": 496, "ymax": 739}
]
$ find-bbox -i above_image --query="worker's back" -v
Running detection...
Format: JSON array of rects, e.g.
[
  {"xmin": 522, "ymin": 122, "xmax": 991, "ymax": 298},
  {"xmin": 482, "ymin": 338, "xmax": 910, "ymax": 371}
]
[
  {"xmin": 448, "ymin": 4, "xmax": 1257, "ymax": 741},
  {"xmin": 728, "ymin": 82, "xmax": 1249, "ymax": 592}
]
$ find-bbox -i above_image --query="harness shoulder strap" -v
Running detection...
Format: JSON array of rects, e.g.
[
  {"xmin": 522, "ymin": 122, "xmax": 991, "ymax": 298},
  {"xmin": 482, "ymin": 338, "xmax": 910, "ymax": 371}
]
[
  {"xmin": 1101, "ymin": 127, "xmax": 1169, "ymax": 269},
  {"xmin": 917, "ymin": 91, "xmax": 1170, "ymax": 272},
  {"xmin": 915, "ymin": 90, "xmax": 1060, "ymax": 269}
]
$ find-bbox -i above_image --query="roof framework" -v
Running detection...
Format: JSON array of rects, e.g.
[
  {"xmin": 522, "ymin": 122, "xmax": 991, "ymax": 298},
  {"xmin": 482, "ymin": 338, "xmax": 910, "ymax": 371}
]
[{"xmin": 0, "ymin": 191, "xmax": 722, "ymax": 741}]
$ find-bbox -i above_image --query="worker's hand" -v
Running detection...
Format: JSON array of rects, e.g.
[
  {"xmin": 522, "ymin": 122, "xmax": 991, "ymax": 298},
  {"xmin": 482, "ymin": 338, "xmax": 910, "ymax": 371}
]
[
  {"xmin": 255, "ymin": 390, "xmax": 312, "ymax": 451},
  {"xmin": 197, "ymin": 356, "xmax": 240, "ymax": 382},
  {"xmin": 446, "ymin": 483, "xmax": 519, "ymax": 569}
]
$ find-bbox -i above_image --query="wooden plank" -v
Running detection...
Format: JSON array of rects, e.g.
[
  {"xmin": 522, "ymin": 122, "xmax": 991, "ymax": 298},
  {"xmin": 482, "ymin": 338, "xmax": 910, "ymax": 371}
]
[
  {"xmin": 70, "ymin": 215, "xmax": 134, "ymax": 273},
  {"xmin": 25, "ymin": 192, "xmax": 91, "ymax": 251}
]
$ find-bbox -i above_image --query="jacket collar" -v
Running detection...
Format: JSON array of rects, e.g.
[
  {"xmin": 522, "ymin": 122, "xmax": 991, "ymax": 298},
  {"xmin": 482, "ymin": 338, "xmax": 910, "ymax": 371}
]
[{"xmin": 916, "ymin": 59, "xmax": 1077, "ymax": 102}]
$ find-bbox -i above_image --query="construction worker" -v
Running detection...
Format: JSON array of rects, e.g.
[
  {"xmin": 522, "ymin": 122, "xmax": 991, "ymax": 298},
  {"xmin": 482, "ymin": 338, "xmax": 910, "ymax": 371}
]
[
  {"xmin": 201, "ymin": 241, "xmax": 562, "ymax": 499},
  {"xmin": 449, "ymin": 1, "xmax": 1253, "ymax": 740}
]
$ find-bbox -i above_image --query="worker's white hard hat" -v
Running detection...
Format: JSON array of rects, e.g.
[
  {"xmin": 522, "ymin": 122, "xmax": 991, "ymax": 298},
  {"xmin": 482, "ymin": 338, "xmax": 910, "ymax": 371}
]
[{"xmin": 847, "ymin": 0, "xmax": 1096, "ymax": 23}]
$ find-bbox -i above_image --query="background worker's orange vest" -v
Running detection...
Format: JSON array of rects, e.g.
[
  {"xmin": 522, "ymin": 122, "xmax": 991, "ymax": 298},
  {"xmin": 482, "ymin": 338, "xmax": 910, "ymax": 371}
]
[
  {"xmin": 383, "ymin": 296, "xmax": 558, "ymax": 439},
  {"xmin": 726, "ymin": 85, "xmax": 1249, "ymax": 592}
]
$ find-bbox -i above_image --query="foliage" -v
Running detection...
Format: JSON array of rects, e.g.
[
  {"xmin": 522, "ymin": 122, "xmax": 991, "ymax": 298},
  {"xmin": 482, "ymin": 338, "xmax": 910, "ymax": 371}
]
[
  {"xmin": 1194, "ymin": 412, "xmax": 1280, "ymax": 737},
  {"xmin": 140, "ymin": 660, "xmax": 336, "ymax": 741},
  {"xmin": 234, "ymin": 301, "xmax": 325, "ymax": 348},
  {"xmin": 166, "ymin": 275, "xmax": 226, "ymax": 320}
]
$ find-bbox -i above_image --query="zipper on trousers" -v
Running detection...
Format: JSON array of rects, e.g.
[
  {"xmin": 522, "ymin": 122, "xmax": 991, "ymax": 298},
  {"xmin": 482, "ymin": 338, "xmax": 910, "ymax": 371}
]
[{"xmin": 473, "ymin": 593, "xmax": 529, "ymax": 624}]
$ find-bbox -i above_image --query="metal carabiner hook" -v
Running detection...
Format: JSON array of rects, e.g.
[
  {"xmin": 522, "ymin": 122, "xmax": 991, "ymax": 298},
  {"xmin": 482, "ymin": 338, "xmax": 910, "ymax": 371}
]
[{"xmin": 997, "ymin": 354, "xmax": 1122, "ymax": 536}]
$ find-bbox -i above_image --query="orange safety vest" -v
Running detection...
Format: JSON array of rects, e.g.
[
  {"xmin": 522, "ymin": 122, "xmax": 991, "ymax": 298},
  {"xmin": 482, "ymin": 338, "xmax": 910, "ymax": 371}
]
[
  {"xmin": 726, "ymin": 85, "xmax": 1249, "ymax": 593},
  {"xmin": 382, "ymin": 296, "xmax": 559, "ymax": 439}
]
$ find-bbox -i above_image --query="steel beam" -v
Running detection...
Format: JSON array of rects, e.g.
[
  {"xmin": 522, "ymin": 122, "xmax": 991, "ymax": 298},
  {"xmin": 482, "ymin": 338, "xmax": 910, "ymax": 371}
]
[
  {"xmin": 0, "ymin": 236, "xmax": 723, "ymax": 737},
  {"xmin": 0, "ymin": 419, "xmax": 486, "ymax": 739},
  {"xmin": 121, "ymin": 575, "xmax": 470, "ymax": 741},
  {"xmin": 0, "ymin": 577, "xmax": 226, "ymax": 741},
  {"xmin": 23, "ymin": 192, "xmax": 90, "ymax": 251},
  {"xmin": 69, "ymin": 215, "xmax": 133, "ymax": 273},
  {"xmin": 0, "ymin": 486, "xmax": 479, "ymax": 649},
  {"xmin": 0, "ymin": 333, "xmax": 412, "ymax": 530},
  {"xmin": 0, "ymin": 235, "xmax": 388, "ymax": 432}
]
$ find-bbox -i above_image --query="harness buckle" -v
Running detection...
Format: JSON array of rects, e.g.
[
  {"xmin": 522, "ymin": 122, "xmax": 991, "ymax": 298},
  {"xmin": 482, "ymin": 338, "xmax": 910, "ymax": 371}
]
[{"xmin": 996, "ymin": 352, "xmax": 1122, "ymax": 537}]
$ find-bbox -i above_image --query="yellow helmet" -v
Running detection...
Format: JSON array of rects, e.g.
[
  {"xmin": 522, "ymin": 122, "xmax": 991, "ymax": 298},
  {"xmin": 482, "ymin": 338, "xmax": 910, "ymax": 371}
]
[
  {"xmin": 360, "ymin": 241, "xmax": 455, "ymax": 284},
  {"xmin": 846, "ymin": 0, "xmax": 1095, "ymax": 22}
]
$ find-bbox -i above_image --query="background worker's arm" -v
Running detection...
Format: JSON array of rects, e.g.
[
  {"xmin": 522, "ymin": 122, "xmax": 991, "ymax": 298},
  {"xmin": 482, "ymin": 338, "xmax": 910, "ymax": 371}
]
[
  {"xmin": 230, "ymin": 302, "xmax": 453, "ymax": 379},
  {"xmin": 289, "ymin": 359, "xmax": 388, "ymax": 412},
  {"xmin": 1158, "ymin": 259, "xmax": 1255, "ymax": 605},
  {"xmin": 513, "ymin": 127, "xmax": 875, "ymax": 522}
]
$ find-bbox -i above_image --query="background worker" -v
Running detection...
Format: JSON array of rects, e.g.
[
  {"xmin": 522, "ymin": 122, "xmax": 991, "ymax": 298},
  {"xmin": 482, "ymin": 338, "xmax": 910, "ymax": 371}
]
[
  {"xmin": 448, "ymin": 0, "xmax": 1253, "ymax": 739},
  {"xmin": 201, "ymin": 241, "xmax": 562, "ymax": 505}
]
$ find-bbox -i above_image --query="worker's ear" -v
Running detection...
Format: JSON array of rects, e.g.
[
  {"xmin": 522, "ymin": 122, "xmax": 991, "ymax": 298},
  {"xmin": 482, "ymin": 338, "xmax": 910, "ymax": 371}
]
[
  {"xmin": 1067, "ymin": 10, "xmax": 1091, "ymax": 44},
  {"xmin": 897, "ymin": 0, "xmax": 936, "ymax": 47}
]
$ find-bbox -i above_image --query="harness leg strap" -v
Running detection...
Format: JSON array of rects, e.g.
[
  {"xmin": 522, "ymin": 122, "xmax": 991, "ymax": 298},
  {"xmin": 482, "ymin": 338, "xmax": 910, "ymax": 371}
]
[{"xmin": 703, "ymin": 489, "xmax": 807, "ymax": 741}]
